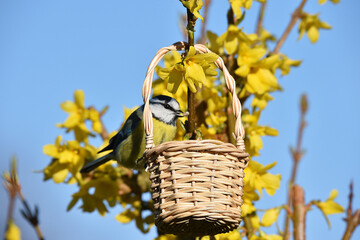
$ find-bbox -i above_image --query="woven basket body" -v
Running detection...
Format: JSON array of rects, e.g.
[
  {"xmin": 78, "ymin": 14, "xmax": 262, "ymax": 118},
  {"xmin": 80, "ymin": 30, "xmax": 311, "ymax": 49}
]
[
  {"xmin": 146, "ymin": 140, "xmax": 249, "ymax": 236},
  {"xmin": 142, "ymin": 42, "xmax": 249, "ymax": 236}
]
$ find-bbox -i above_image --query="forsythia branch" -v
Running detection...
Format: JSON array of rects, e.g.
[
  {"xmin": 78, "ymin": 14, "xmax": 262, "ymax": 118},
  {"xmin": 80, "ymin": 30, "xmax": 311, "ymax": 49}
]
[
  {"xmin": 273, "ymin": 0, "xmax": 307, "ymax": 54},
  {"xmin": 255, "ymin": 1, "xmax": 267, "ymax": 36},
  {"xmin": 4, "ymin": 157, "xmax": 45, "ymax": 240},
  {"xmin": 342, "ymin": 181, "xmax": 360, "ymax": 240},
  {"xmin": 283, "ymin": 94, "xmax": 308, "ymax": 240},
  {"xmin": 199, "ymin": 0, "xmax": 211, "ymax": 44},
  {"xmin": 292, "ymin": 185, "xmax": 306, "ymax": 240},
  {"xmin": 185, "ymin": 3, "xmax": 198, "ymax": 140},
  {"xmin": 4, "ymin": 162, "xmax": 18, "ymax": 234}
]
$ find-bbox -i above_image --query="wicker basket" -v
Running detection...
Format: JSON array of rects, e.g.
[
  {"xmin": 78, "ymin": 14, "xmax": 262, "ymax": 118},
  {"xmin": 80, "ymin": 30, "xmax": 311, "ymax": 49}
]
[{"xmin": 142, "ymin": 42, "xmax": 249, "ymax": 237}]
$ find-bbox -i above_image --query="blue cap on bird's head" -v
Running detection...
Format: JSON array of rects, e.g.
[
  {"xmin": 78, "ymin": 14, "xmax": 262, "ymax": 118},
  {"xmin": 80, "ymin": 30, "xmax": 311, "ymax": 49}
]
[{"xmin": 149, "ymin": 95, "xmax": 185, "ymax": 126}]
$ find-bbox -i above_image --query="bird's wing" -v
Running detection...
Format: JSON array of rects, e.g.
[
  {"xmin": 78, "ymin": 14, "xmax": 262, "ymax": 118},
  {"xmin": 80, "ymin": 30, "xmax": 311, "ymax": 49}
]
[{"xmin": 98, "ymin": 106, "xmax": 143, "ymax": 153}]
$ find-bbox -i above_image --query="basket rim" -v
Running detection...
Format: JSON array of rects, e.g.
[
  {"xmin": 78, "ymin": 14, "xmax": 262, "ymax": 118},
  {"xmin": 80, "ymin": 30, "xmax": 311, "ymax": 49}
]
[{"xmin": 145, "ymin": 139, "xmax": 249, "ymax": 162}]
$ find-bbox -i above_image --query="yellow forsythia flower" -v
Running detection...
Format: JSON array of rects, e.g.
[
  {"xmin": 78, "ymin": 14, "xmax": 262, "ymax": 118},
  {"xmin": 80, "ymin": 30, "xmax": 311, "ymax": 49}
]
[
  {"xmin": 315, "ymin": 189, "xmax": 344, "ymax": 215},
  {"xmin": 69, "ymin": 172, "xmax": 120, "ymax": 215},
  {"xmin": 318, "ymin": 0, "xmax": 340, "ymax": 4},
  {"xmin": 154, "ymin": 234, "xmax": 178, "ymax": 240},
  {"xmin": 298, "ymin": 12, "xmax": 332, "ymax": 43},
  {"xmin": 242, "ymin": 110, "xmax": 278, "ymax": 156},
  {"xmin": 278, "ymin": 54, "xmax": 302, "ymax": 76},
  {"xmin": 251, "ymin": 93, "xmax": 274, "ymax": 110},
  {"xmin": 229, "ymin": 0, "xmax": 253, "ymax": 20},
  {"xmin": 200, "ymin": 229, "xmax": 241, "ymax": 240},
  {"xmin": 5, "ymin": 220, "xmax": 21, "ymax": 240},
  {"xmin": 234, "ymin": 42, "xmax": 280, "ymax": 95},
  {"xmin": 57, "ymin": 90, "xmax": 91, "ymax": 142},
  {"xmin": 158, "ymin": 46, "xmax": 218, "ymax": 93},
  {"xmin": 217, "ymin": 25, "xmax": 250, "ymax": 55},
  {"xmin": 88, "ymin": 108, "xmax": 102, "ymax": 134},
  {"xmin": 261, "ymin": 207, "xmax": 281, "ymax": 227},
  {"xmin": 257, "ymin": 28, "xmax": 276, "ymax": 47},
  {"xmin": 43, "ymin": 135, "xmax": 97, "ymax": 183},
  {"xmin": 244, "ymin": 160, "xmax": 281, "ymax": 197},
  {"xmin": 180, "ymin": 0, "xmax": 203, "ymax": 21},
  {"xmin": 235, "ymin": 43, "xmax": 267, "ymax": 77},
  {"xmin": 250, "ymin": 231, "xmax": 282, "ymax": 240},
  {"xmin": 207, "ymin": 31, "xmax": 224, "ymax": 55},
  {"xmin": 56, "ymin": 90, "xmax": 104, "ymax": 142}
]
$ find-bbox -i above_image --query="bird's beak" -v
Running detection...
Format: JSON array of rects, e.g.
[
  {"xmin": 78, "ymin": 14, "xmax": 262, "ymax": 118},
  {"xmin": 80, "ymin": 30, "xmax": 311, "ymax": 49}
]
[{"xmin": 176, "ymin": 110, "xmax": 189, "ymax": 117}]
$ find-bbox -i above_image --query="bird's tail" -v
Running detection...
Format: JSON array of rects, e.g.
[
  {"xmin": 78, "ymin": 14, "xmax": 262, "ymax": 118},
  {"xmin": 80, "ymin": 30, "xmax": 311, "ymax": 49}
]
[{"xmin": 80, "ymin": 153, "xmax": 114, "ymax": 173}]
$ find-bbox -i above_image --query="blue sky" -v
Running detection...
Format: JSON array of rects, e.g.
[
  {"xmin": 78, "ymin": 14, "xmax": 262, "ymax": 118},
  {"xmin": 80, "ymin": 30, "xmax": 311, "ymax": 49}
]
[{"xmin": 0, "ymin": 1, "xmax": 359, "ymax": 239}]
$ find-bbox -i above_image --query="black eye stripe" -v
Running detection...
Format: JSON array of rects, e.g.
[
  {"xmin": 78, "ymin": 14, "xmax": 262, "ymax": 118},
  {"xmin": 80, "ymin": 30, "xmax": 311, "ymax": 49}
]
[{"xmin": 165, "ymin": 103, "xmax": 173, "ymax": 110}]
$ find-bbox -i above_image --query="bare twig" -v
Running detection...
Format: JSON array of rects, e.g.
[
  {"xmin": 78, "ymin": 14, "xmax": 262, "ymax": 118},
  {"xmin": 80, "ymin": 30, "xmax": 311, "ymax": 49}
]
[
  {"xmin": 272, "ymin": 0, "xmax": 307, "ymax": 54},
  {"xmin": 342, "ymin": 181, "xmax": 360, "ymax": 240},
  {"xmin": 4, "ymin": 157, "xmax": 20, "ymax": 232},
  {"xmin": 180, "ymin": 14, "xmax": 188, "ymax": 40},
  {"xmin": 199, "ymin": 0, "xmax": 211, "ymax": 44},
  {"xmin": 283, "ymin": 94, "xmax": 308, "ymax": 240},
  {"xmin": 255, "ymin": 1, "xmax": 267, "ymax": 36},
  {"xmin": 222, "ymin": 6, "xmax": 238, "ymax": 146},
  {"xmin": 4, "ymin": 157, "xmax": 45, "ymax": 240},
  {"xmin": 243, "ymin": 213, "xmax": 255, "ymax": 238},
  {"xmin": 292, "ymin": 185, "xmax": 306, "ymax": 240}
]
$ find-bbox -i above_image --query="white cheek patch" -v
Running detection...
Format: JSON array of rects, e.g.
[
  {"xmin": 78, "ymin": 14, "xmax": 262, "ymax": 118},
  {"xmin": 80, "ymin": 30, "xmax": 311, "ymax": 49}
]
[
  {"xmin": 150, "ymin": 104, "xmax": 175, "ymax": 125},
  {"xmin": 169, "ymin": 99, "xmax": 180, "ymax": 112}
]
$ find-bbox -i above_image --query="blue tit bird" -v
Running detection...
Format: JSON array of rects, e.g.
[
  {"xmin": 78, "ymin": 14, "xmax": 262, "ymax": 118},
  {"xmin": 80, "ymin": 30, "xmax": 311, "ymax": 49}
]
[{"xmin": 80, "ymin": 95, "xmax": 184, "ymax": 173}]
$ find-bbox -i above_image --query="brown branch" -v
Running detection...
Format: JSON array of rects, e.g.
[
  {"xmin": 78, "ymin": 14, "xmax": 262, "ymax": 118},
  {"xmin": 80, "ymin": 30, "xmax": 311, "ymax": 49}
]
[
  {"xmin": 255, "ymin": 1, "xmax": 267, "ymax": 36},
  {"xmin": 272, "ymin": 0, "xmax": 307, "ymax": 54},
  {"xmin": 180, "ymin": 14, "xmax": 188, "ymax": 40},
  {"xmin": 4, "ymin": 157, "xmax": 20, "ymax": 232},
  {"xmin": 243, "ymin": 215, "xmax": 254, "ymax": 238},
  {"xmin": 5, "ymin": 190, "xmax": 17, "ymax": 232},
  {"xmin": 4, "ymin": 157, "xmax": 45, "ymax": 240},
  {"xmin": 222, "ymin": 6, "xmax": 238, "ymax": 146},
  {"xmin": 199, "ymin": 0, "xmax": 211, "ymax": 44},
  {"xmin": 283, "ymin": 94, "xmax": 308, "ymax": 240},
  {"xmin": 342, "ymin": 181, "xmax": 360, "ymax": 240},
  {"xmin": 292, "ymin": 185, "xmax": 306, "ymax": 240},
  {"xmin": 347, "ymin": 181, "xmax": 354, "ymax": 217},
  {"xmin": 185, "ymin": 6, "xmax": 198, "ymax": 140}
]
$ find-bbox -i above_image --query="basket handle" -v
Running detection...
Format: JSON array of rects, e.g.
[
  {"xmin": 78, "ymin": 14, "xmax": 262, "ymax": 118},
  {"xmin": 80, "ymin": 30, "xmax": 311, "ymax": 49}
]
[{"xmin": 142, "ymin": 42, "xmax": 245, "ymax": 150}]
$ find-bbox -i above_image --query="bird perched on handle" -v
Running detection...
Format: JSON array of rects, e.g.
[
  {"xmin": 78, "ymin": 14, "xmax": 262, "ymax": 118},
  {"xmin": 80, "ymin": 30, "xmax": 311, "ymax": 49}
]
[{"xmin": 80, "ymin": 95, "xmax": 185, "ymax": 173}]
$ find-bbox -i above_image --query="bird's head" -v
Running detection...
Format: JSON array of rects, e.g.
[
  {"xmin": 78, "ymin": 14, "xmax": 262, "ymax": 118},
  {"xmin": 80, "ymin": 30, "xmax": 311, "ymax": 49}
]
[{"xmin": 149, "ymin": 95, "xmax": 185, "ymax": 126}]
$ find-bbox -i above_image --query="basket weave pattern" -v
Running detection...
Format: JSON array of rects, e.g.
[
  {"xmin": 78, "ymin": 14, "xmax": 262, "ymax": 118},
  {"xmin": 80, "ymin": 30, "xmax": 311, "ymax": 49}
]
[
  {"xmin": 142, "ymin": 42, "xmax": 249, "ymax": 236},
  {"xmin": 146, "ymin": 140, "xmax": 249, "ymax": 236}
]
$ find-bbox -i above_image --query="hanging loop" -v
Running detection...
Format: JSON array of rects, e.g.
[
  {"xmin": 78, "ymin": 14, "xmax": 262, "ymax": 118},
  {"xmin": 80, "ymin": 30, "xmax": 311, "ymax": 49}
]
[{"xmin": 142, "ymin": 42, "xmax": 245, "ymax": 149}]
